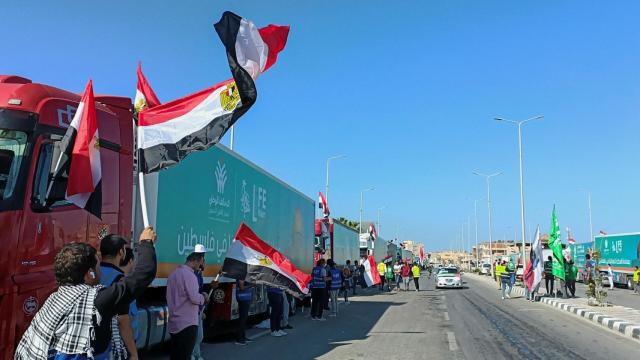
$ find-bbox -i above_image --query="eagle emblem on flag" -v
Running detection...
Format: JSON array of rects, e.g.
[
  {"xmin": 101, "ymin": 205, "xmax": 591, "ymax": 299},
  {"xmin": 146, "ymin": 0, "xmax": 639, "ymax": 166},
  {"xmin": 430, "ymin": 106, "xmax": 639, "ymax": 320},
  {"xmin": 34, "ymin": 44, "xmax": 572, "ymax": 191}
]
[{"xmin": 220, "ymin": 82, "xmax": 240, "ymax": 111}]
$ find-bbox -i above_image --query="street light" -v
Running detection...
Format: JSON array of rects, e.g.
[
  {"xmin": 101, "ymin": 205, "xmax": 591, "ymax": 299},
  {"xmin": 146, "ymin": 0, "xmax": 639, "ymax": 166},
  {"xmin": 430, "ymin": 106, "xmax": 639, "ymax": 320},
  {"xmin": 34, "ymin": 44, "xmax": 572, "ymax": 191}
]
[
  {"xmin": 495, "ymin": 115, "xmax": 543, "ymax": 268},
  {"xmin": 325, "ymin": 154, "xmax": 346, "ymax": 204},
  {"xmin": 377, "ymin": 206, "xmax": 386, "ymax": 239},
  {"xmin": 474, "ymin": 199, "xmax": 480, "ymax": 267},
  {"xmin": 359, "ymin": 187, "xmax": 375, "ymax": 235},
  {"xmin": 473, "ymin": 171, "xmax": 502, "ymax": 271}
]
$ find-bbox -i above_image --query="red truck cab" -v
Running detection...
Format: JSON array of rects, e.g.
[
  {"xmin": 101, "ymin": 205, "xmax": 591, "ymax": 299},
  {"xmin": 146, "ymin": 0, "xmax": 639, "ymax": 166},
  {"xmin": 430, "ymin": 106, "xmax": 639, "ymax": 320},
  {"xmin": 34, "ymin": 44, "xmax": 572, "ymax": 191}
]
[{"xmin": 0, "ymin": 75, "xmax": 134, "ymax": 358}]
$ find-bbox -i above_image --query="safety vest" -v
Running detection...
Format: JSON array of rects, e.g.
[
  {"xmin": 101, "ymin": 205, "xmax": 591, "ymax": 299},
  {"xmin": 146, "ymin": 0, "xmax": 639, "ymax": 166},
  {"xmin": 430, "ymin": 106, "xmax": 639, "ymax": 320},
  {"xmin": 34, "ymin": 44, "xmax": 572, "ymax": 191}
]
[
  {"xmin": 411, "ymin": 266, "xmax": 420, "ymax": 278},
  {"xmin": 496, "ymin": 264, "xmax": 506, "ymax": 277},
  {"xmin": 312, "ymin": 266, "xmax": 326, "ymax": 288},
  {"xmin": 544, "ymin": 261, "xmax": 553, "ymax": 273},
  {"xmin": 330, "ymin": 268, "xmax": 342, "ymax": 290},
  {"xmin": 507, "ymin": 262, "xmax": 515, "ymax": 273},
  {"xmin": 100, "ymin": 263, "xmax": 138, "ymax": 341},
  {"xmin": 378, "ymin": 263, "xmax": 386, "ymax": 276},
  {"xmin": 633, "ymin": 269, "xmax": 640, "ymax": 282}
]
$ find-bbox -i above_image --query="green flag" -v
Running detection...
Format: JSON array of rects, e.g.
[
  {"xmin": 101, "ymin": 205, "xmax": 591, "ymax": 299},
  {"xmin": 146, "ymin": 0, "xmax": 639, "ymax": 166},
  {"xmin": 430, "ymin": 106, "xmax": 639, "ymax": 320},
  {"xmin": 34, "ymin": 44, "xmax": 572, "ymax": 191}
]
[{"xmin": 548, "ymin": 205, "xmax": 565, "ymax": 280}]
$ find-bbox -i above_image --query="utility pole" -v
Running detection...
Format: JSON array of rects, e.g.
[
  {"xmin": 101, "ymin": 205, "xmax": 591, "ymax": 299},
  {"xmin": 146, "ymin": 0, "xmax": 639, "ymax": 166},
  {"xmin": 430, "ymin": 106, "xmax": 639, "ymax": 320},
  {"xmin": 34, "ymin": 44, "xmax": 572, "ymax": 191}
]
[
  {"xmin": 474, "ymin": 171, "xmax": 502, "ymax": 273},
  {"xmin": 325, "ymin": 154, "xmax": 346, "ymax": 204},
  {"xmin": 495, "ymin": 115, "xmax": 543, "ymax": 269}
]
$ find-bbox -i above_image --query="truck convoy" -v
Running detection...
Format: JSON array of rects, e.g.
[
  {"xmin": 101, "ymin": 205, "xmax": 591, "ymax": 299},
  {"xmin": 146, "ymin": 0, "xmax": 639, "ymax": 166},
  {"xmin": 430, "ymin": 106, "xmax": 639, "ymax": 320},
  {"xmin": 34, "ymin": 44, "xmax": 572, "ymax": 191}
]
[
  {"xmin": 0, "ymin": 75, "xmax": 353, "ymax": 357},
  {"xmin": 570, "ymin": 234, "xmax": 640, "ymax": 288}
]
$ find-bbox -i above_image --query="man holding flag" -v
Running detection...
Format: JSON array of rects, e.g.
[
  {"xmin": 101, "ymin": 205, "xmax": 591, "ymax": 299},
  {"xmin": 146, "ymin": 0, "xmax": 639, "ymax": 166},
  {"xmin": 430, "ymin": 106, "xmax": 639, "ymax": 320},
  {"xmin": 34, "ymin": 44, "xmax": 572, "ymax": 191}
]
[{"xmin": 548, "ymin": 206, "xmax": 566, "ymax": 298}]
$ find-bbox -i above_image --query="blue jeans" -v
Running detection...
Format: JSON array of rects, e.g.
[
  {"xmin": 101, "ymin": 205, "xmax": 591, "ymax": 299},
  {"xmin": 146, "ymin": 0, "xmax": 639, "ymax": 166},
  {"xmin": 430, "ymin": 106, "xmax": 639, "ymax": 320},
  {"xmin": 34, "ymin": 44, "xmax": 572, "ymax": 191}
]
[{"xmin": 501, "ymin": 277, "xmax": 511, "ymax": 298}]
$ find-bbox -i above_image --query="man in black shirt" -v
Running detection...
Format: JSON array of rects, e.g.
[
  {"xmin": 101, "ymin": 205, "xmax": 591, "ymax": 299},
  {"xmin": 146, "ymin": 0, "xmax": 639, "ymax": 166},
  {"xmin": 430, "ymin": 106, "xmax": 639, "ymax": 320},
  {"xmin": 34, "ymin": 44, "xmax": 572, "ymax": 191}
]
[{"xmin": 14, "ymin": 227, "xmax": 157, "ymax": 360}]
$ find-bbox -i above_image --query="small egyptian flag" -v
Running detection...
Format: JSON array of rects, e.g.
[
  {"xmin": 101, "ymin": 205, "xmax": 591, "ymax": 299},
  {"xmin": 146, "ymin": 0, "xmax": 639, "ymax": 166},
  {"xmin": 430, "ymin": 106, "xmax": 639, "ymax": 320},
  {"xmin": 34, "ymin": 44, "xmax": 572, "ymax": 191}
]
[
  {"xmin": 47, "ymin": 80, "xmax": 102, "ymax": 218},
  {"xmin": 134, "ymin": 62, "xmax": 161, "ymax": 113},
  {"xmin": 318, "ymin": 191, "xmax": 329, "ymax": 217},
  {"xmin": 222, "ymin": 223, "xmax": 311, "ymax": 297}
]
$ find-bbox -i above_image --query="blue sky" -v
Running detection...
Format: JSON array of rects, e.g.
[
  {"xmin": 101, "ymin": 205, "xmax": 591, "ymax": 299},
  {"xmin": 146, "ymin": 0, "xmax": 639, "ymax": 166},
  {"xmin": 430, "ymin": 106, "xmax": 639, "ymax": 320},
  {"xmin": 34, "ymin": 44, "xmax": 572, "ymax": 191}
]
[{"xmin": 3, "ymin": 1, "xmax": 640, "ymax": 251}]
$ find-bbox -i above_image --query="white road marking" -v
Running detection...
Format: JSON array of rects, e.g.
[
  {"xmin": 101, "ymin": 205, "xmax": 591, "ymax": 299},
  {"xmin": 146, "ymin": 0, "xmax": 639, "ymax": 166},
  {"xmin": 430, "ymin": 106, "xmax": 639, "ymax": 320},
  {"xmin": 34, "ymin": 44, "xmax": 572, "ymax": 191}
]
[
  {"xmin": 447, "ymin": 331, "xmax": 458, "ymax": 351},
  {"xmin": 246, "ymin": 330, "xmax": 270, "ymax": 340},
  {"xmin": 444, "ymin": 311, "xmax": 450, "ymax": 321}
]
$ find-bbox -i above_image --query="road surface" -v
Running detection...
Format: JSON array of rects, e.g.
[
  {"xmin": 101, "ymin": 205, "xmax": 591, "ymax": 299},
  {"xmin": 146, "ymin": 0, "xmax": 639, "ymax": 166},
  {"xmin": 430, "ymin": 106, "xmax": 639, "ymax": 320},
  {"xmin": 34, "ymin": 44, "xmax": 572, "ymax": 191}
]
[{"xmin": 145, "ymin": 274, "xmax": 639, "ymax": 360}]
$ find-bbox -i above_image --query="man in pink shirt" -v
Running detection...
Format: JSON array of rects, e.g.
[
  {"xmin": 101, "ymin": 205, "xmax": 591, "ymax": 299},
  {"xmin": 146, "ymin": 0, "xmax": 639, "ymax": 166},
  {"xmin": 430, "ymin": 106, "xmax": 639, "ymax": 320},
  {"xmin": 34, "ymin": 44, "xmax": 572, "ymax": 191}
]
[{"xmin": 167, "ymin": 247, "xmax": 209, "ymax": 360}]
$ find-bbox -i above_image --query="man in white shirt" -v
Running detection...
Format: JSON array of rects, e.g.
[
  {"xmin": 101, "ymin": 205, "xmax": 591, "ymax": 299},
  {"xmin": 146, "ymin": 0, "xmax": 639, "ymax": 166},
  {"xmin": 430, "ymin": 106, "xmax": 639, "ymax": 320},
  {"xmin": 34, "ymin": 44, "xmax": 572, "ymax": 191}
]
[{"xmin": 607, "ymin": 264, "xmax": 614, "ymax": 290}]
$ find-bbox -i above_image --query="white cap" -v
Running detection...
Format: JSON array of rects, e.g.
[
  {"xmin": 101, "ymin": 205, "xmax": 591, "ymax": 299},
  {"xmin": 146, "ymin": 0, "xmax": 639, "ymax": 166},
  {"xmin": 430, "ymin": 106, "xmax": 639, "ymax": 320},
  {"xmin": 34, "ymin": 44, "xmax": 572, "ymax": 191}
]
[{"xmin": 194, "ymin": 244, "xmax": 206, "ymax": 253}]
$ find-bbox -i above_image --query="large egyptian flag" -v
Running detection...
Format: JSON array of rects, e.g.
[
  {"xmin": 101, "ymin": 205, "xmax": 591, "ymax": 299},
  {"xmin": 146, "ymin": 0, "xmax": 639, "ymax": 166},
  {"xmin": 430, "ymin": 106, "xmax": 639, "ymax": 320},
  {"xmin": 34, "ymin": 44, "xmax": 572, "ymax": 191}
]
[
  {"xmin": 222, "ymin": 223, "xmax": 311, "ymax": 297},
  {"xmin": 523, "ymin": 226, "xmax": 543, "ymax": 291},
  {"xmin": 137, "ymin": 13, "xmax": 289, "ymax": 174},
  {"xmin": 362, "ymin": 256, "xmax": 381, "ymax": 287},
  {"xmin": 47, "ymin": 80, "xmax": 102, "ymax": 218},
  {"xmin": 134, "ymin": 63, "xmax": 161, "ymax": 113}
]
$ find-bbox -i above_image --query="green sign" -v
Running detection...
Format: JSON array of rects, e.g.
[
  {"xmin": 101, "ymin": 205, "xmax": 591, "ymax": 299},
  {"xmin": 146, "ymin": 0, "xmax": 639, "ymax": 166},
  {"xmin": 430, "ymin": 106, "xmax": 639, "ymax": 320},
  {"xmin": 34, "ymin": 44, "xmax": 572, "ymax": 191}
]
[{"xmin": 154, "ymin": 145, "xmax": 315, "ymax": 272}]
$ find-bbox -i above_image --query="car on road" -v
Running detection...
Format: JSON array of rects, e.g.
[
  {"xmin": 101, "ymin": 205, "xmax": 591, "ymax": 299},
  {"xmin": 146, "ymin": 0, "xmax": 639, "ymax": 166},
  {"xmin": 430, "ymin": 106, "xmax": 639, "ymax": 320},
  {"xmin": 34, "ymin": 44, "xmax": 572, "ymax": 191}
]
[
  {"xmin": 516, "ymin": 265, "xmax": 524, "ymax": 280},
  {"xmin": 480, "ymin": 263, "xmax": 492, "ymax": 275},
  {"xmin": 435, "ymin": 267, "xmax": 463, "ymax": 289}
]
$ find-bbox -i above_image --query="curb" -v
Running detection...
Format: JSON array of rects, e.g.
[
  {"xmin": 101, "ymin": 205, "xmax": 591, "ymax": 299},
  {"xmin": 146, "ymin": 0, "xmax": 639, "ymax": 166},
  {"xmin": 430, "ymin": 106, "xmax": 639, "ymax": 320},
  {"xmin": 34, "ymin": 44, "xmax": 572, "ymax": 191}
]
[{"xmin": 479, "ymin": 276, "xmax": 640, "ymax": 342}]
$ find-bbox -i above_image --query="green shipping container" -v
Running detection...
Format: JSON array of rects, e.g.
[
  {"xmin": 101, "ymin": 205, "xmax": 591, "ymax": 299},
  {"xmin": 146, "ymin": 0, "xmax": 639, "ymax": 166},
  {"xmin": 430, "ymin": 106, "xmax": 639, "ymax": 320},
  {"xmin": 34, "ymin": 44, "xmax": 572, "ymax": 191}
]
[
  {"xmin": 146, "ymin": 144, "xmax": 315, "ymax": 279},
  {"xmin": 595, "ymin": 233, "xmax": 640, "ymax": 286},
  {"xmin": 331, "ymin": 221, "xmax": 359, "ymax": 265}
]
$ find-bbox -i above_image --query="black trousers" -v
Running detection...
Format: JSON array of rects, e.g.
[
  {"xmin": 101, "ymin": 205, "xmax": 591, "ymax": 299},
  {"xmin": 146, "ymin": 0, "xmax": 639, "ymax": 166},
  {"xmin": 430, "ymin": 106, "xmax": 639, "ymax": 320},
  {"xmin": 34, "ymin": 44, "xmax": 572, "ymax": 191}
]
[
  {"xmin": 311, "ymin": 287, "xmax": 326, "ymax": 318},
  {"xmin": 545, "ymin": 277, "xmax": 554, "ymax": 294},
  {"xmin": 268, "ymin": 292, "xmax": 283, "ymax": 332},
  {"xmin": 236, "ymin": 300, "xmax": 250, "ymax": 341},
  {"xmin": 413, "ymin": 277, "xmax": 420, "ymax": 291},
  {"xmin": 170, "ymin": 325, "xmax": 198, "ymax": 360},
  {"xmin": 379, "ymin": 276, "xmax": 386, "ymax": 290},
  {"xmin": 566, "ymin": 279, "xmax": 576, "ymax": 297}
]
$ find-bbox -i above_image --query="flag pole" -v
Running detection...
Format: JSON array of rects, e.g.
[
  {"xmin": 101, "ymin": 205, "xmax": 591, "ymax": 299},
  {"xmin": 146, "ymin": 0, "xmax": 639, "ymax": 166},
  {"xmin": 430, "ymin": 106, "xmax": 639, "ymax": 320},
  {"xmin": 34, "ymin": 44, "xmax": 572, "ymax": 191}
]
[{"xmin": 136, "ymin": 123, "xmax": 150, "ymax": 228}]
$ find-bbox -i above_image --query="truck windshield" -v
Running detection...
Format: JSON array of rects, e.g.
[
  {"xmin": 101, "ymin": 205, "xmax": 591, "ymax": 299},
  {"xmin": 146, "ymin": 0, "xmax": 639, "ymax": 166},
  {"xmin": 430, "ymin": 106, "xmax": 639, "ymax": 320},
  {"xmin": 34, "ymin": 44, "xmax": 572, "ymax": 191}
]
[{"xmin": 0, "ymin": 129, "xmax": 28, "ymax": 200}]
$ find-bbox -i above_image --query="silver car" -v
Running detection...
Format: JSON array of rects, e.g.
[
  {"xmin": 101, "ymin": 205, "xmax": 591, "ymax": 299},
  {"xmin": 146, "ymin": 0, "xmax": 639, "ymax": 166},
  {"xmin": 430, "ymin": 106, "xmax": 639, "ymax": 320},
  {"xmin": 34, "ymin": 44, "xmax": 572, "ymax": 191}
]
[{"xmin": 435, "ymin": 268, "xmax": 463, "ymax": 289}]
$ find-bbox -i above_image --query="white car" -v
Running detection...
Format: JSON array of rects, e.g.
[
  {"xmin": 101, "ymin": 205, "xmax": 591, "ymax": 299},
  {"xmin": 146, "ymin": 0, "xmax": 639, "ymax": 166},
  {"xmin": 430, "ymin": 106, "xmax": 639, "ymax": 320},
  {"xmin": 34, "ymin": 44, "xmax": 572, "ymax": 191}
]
[
  {"xmin": 480, "ymin": 263, "xmax": 491, "ymax": 275},
  {"xmin": 436, "ymin": 268, "xmax": 463, "ymax": 289}
]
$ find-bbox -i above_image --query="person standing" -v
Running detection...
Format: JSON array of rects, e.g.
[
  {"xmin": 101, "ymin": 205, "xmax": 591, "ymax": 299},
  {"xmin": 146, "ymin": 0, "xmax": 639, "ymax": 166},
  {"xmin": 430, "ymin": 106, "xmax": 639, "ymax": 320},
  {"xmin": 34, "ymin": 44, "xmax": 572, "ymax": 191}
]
[
  {"xmin": 359, "ymin": 259, "xmax": 367, "ymax": 289},
  {"xmin": 500, "ymin": 261, "xmax": 512, "ymax": 300},
  {"xmin": 267, "ymin": 286, "xmax": 287, "ymax": 337},
  {"xmin": 401, "ymin": 262, "xmax": 411, "ymax": 291},
  {"xmin": 328, "ymin": 259, "xmax": 342, "ymax": 317},
  {"xmin": 506, "ymin": 259, "xmax": 516, "ymax": 298},
  {"xmin": 633, "ymin": 266, "xmax": 640, "ymax": 295},
  {"xmin": 341, "ymin": 261, "xmax": 352, "ymax": 304},
  {"xmin": 191, "ymin": 245, "xmax": 208, "ymax": 360},
  {"xmin": 393, "ymin": 261, "xmax": 402, "ymax": 290},
  {"xmin": 281, "ymin": 292, "xmax": 293, "ymax": 330},
  {"xmin": 235, "ymin": 280, "xmax": 252, "ymax": 345},
  {"xmin": 99, "ymin": 235, "xmax": 139, "ymax": 360},
  {"xmin": 544, "ymin": 256, "xmax": 554, "ymax": 296},
  {"xmin": 15, "ymin": 228, "xmax": 157, "ymax": 360},
  {"xmin": 565, "ymin": 260, "xmax": 577, "ymax": 298},
  {"xmin": 350, "ymin": 259, "xmax": 359, "ymax": 295},
  {"xmin": 311, "ymin": 259, "xmax": 329, "ymax": 321},
  {"xmin": 385, "ymin": 262, "xmax": 394, "ymax": 292},
  {"xmin": 411, "ymin": 263, "xmax": 421, "ymax": 292},
  {"xmin": 377, "ymin": 261, "xmax": 387, "ymax": 291},
  {"xmin": 584, "ymin": 253, "xmax": 596, "ymax": 284},
  {"xmin": 607, "ymin": 264, "xmax": 615, "ymax": 290},
  {"xmin": 167, "ymin": 249, "xmax": 210, "ymax": 360}
]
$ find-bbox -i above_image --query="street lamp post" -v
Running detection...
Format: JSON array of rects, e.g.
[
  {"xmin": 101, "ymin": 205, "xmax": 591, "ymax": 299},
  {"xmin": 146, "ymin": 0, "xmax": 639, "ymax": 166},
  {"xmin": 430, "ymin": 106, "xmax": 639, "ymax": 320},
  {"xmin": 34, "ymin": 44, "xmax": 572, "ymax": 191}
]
[
  {"xmin": 495, "ymin": 115, "xmax": 543, "ymax": 268},
  {"xmin": 474, "ymin": 200, "xmax": 479, "ymax": 267},
  {"xmin": 588, "ymin": 191, "xmax": 594, "ymax": 249},
  {"xmin": 325, "ymin": 154, "xmax": 346, "ymax": 205},
  {"xmin": 377, "ymin": 206, "xmax": 386, "ymax": 239},
  {"xmin": 359, "ymin": 187, "xmax": 375, "ymax": 235},
  {"xmin": 473, "ymin": 171, "xmax": 502, "ymax": 272}
]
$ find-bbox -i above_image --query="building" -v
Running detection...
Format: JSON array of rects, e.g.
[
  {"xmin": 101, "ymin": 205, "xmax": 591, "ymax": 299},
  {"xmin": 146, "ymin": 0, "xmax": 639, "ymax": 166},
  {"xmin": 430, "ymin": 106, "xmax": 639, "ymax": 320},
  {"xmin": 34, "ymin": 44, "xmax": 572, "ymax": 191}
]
[{"xmin": 472, "ymin": 240, "xmax": 532, "ymax": 264}]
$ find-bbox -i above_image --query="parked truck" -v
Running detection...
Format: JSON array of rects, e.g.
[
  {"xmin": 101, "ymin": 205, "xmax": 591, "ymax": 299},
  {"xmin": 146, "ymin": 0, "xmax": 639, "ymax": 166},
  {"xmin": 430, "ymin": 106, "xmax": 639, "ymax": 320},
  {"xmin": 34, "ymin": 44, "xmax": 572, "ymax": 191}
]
[
  {"xmin": 0, "ymin": 75, "xmax": 316, "ymax": 357},
  {"xmin": 594, "ymin": 233, "xmax": 640, "ymax": 288}
]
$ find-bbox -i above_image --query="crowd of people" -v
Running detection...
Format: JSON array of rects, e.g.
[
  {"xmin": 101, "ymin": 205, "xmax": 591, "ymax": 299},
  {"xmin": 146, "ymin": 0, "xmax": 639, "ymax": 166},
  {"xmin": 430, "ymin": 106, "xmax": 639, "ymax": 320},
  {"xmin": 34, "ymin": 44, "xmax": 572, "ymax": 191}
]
[{"xmin": 491, "ymin": 252, "xmax": 640, "ymax": 302}]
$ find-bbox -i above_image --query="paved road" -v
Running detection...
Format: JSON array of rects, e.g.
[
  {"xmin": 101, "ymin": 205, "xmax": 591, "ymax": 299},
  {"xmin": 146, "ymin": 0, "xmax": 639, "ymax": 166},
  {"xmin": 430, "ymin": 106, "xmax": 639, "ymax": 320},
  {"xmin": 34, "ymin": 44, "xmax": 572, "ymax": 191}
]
[{"xmin": 144, "ymin": 274, "xmax": 638, "ymax": 360}]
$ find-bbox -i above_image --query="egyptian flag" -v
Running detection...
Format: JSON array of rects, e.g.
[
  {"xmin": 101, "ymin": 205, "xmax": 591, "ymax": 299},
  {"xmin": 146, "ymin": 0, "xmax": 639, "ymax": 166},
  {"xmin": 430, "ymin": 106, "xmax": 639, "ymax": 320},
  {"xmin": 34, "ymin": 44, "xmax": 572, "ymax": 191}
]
[
  {"xmin": 137, "ymin": 13, "xmax": 289, "ymax": 174},
  {"xmin": 369, "ymin": 224, "xmax": 378, "ymax": 240},
  {"xmin": 318, "ymin": 191, "xmax": 329, "ymax": 217},
  {"xmin": 523, "ymin": 226, "xmax": 543, "ymax": 291},
  {"xmin": 362, "ymin": 255, "xmax": 381, "ymax": 286},
  {"xmin": 134, "ymin": 63, "xmax": 161, "ymax": 113},
  {"xmin": 47, "ymin": 80, "xmax": 102, "ymax": 218},
  {"xmin": 222, "ymin": 223, "xmax": 311, "ymax": 296}
]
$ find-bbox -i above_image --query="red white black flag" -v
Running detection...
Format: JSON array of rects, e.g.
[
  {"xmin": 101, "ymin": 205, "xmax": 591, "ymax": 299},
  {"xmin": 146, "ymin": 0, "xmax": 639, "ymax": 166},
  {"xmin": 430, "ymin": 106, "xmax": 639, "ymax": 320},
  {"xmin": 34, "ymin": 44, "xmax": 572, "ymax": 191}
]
[
  {"xmin": 47, "ymin": 80, "xmax": 102, "ymax": 218},
  {"xmin": 362, "ymin": 256, "xmax": 381, "ymax": 286},
  {"xmin": 134, "ymin": 63, "xmax": 161, "ymax": 113},
  {"xmin": 222, "ymin": 223, "xmax": 311, "ymax": 297},
  {"xmin": 369, "ymin": 223, "xmax": 378, "ymax": 240},
  {"xmin": 318, "ymin": 191, "xmax": 329, "ymax": 217},
  {"xmin": 136, "ymin": 13, "xmax": 289, "ymax": 174}
]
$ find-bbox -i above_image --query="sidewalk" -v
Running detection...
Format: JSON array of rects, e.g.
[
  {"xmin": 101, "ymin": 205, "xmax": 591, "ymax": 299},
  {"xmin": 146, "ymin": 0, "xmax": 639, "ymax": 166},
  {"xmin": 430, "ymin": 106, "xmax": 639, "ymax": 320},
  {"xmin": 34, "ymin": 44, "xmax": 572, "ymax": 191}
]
[{"xmin": 467, "ymin": 273, "xmax": 640, "ymax": 342}]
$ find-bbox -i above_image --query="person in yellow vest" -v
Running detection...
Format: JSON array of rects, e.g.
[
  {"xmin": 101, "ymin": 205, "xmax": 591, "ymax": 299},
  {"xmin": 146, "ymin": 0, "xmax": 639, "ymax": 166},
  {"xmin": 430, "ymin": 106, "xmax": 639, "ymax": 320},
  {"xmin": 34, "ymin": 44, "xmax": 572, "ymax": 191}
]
[
  {"xmin": 411, "ymin": 263, "xmax": 421, "ymax": 291},
  {"xmin": 377, "ymin": 261, "xmax": 387, "ymax": 291},
  {"xmin": 495, "ymin": 260, "xmax": 506, "ymax": 290},
  {"xmin": 633, "ymin": 266, "xmax": 640, "ymax": 295}
]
